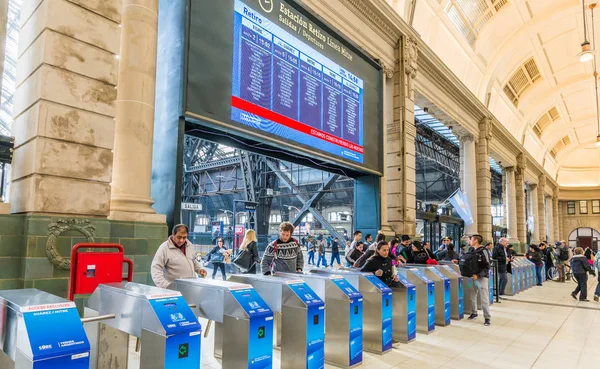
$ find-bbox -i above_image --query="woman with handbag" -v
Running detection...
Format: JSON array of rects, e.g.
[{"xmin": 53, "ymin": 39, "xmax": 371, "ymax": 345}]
[
  {"xmin": 207, "ymin": 238, "xmax": 229, "ymax": 280},
  {"xmin": 235, "ymin": 229, "xmax": 260, "ymax": 274}
]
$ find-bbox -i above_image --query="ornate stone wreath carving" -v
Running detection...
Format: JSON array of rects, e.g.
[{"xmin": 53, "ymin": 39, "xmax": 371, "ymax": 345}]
[{"xmin": 46, "ymin": 219, "xmax": 96, "ymax": 270}]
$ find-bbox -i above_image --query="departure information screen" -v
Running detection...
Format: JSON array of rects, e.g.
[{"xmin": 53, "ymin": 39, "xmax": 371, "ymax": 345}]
[{"xmin": 231, "ymin": 0, "xmax": 364, "ymax": 163}]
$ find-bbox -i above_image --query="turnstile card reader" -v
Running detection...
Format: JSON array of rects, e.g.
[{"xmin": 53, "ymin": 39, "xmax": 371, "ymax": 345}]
[
  {"xmin": 309, "ymin": 269, "xmax": 393, "ymax": 354},
  {"xmin": 392, "ymin": 273, "xmax": 417, "ymax": 343},
  {"xmin": 404, "ymin": 265, "xmax": 451, "ymax": 326},
  {"xmin": 0, "ymin": 289, "xmax": 90, "ymax": 369},
  {"xmin": 86, "ymin": 282, "xmax": 201, "ymax": 369},
  {"xmin": 229, "ymin": 274, "xmax": 325, "ymax": 369},
  {"xmin": 175, "ymin": 278, "xmax": 274, "ymax": 369},
  {"xmin": 438, "ymin": 265, "xmax": 464, "ymax": 320},
  {"xmin": 398, "ymin": 268, "xmax": 435, "ymax": 334},
  {"xmin": 278, "ymin": 272, "xmax": 363, "ymax": 368}
]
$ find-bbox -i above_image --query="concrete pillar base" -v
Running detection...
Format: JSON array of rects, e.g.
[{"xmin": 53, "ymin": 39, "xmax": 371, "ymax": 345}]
[
  {"xmin": 109, "ymin": 211, "xmax": 166, "ymax": 224},
  {"xmin": 378, "ymin": 224, "xmax": 396, "ymax": 238},
  {"xmin": 0, "ymin": 202, "xmax": 9, "ymax": 214},
  {"xmin": 507, "ymin": 237, "xmax": 520, "ymax": 245}
]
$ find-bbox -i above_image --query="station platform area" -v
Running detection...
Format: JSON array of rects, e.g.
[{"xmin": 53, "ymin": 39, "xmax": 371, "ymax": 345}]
[{"xmin": 122, "ymin": 279, "xmax": 599, "ymax": 369}]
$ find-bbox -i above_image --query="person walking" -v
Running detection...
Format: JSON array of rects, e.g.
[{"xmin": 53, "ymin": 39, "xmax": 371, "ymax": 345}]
[
  {"xmin": 207, "ymin": 238, "xmax": 229, "ymax": 280},
  {"xmin": 238, "ymin": 229, "xmax": 260, "ymax": 274},
  {"xmin": 346, "ymin": 242, "xmax": 364, "ymax": 267},
  {"xmin": 330, "ymin": 237, "xmax": 341, "ymax": 266},
  {"xmin": 593, "ymin": 248, "xmax": 600, "ymax": 301},
  {"xmin": 492, "ymin": 238, "xmax": 509, "ymax": 296},
  {"xmin": 261, "ymin": 222, "xmax": 304, "ymax": 275},
  {"xmin": 571, "ymin": 247, "xmax": 592, "ymax": 301},
  {"xmin": 151, "ymin": 224, "xmax": 207, "ymax": 289},
  {"xmin": 466, "ymin": 234, "xmax": 492, "ymax": 326},
  {"xmin": 317, "ymin": 238, "xmax": 328, "ymax": 267}
]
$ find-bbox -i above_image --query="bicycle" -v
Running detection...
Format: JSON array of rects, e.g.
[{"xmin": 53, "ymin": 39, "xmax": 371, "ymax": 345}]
[{"xmin": 547, "ymin": 264, "xmax": 576, "ymax": 282}]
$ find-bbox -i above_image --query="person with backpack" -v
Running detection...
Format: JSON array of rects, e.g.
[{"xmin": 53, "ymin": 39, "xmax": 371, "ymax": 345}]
[
  {"xmin": 460, "ymin": 234, "xmax": 491, "ymax": 326},
  {"xmin": 408, "ymin": 241, "xmax": 430, "ymax": 264},
  {"xmin": 554, "ymin": 241, "xmax": 571, "ymax": 282},
  {"xmin": 261, "ymin": 222, "xmax": 304, "ymax": 275},
  {"xmin": 317, "ymin": 238, "xmax": 328, "ymax": 267},
  {"xmin": 571, "ymin": 247, "xmax": 593, "ymax": 301},
  {"xmin": 593, "ymin": 248, "xmax": 600, "ymax": 301},
  {"xmin": 346, "ymin": 242, "xmax": 364, "ymax": 266}
]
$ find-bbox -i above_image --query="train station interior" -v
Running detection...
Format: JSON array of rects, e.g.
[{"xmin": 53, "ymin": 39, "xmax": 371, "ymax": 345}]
[{"xmin": 1, "ymin": 0, "xmax": 600, "ymax": 368}]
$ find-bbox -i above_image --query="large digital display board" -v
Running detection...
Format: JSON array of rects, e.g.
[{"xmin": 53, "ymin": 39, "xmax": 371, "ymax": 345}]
[{"xmin": 185, "ymin": 0, "xmax": 382, "ymax": 174}]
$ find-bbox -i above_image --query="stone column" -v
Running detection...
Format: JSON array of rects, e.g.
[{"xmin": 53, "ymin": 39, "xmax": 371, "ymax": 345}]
[
  {"xmin": 515, "ymin": 153, "xmax": 527, "ymax": 252},
  {"xmin": 553, "ymin": 189, "xmax": 560, "ymax": 241},
  {"xmin": 10, "ymin": 1, "xmax": 120, "ymax": 215},
  {"xmin": 537, "ymin": 175, "xmax": 547, "ymax": 243},
  {"xmin": 546, "ymin": 194, "xmax": 554, "ymax": 243},
  {"xmin": 504, "ymin": 167, "xmax": 519, "ymax": 243},
  {"xmin": 109, "ymin": 0, "xmax": 165, "ymax": 223},
  {"xmin": 558, "ymin": 200, "xmax": 564, "ymax": 240},
  {"xmin": 529, "ymin": 184, "xmax": 539, "ymax": 245},
  {"xmin": 386, "ymin": 36, "xmax": 417, "ymax": 237},
  {"xmin": 459, "ymin": 134, "xmax": 478, "ymax": 236},
  {"xmin": 379, "ymin": 63, "xmax": 395, "ymax": 237},
  {"xmin": 476, "ymin": 117, "xmax": 492, "ymax": 242}
]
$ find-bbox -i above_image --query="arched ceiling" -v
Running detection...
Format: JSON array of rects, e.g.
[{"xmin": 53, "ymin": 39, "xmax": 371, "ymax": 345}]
[{"xmin": 389, "ymin": 0, "xmax": 600, "ymax": 186}]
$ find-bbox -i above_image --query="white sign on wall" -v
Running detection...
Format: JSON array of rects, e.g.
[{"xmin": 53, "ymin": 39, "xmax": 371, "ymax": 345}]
[{"xmin": 182, "ymin": 203, "xmax": 202, "ymax": 211}]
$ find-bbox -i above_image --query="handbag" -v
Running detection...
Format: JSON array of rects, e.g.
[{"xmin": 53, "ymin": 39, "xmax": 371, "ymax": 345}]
[{"xmin": 232, "ymin": 249, "xmax": 254, "ymax": 272}]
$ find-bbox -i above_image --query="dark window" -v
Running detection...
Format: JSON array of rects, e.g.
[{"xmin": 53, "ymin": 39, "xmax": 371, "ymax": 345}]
[
  {"xmin": 593, "ymin": 200, "xmax": 600, "ymax": 214},
  {"xmin": 579, "ymin": 200, "xmax": 588, "ymax": 214},
  {"xmin": 567, "ymin": 201, "xmax": 576, "ymax": 215}
]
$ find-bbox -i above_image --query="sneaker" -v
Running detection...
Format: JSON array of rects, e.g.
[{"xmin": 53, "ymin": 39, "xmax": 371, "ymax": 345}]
[
  {"xmin": 484, "ymin": 319, "xmax": 491, "ymax": 326},
  {"xmin": 468, "ymin": 313, "xmax": 478, "ymax": 320},
  {"xmin": 594, "ymin": 295, "xmax": 599, "ymax": 302},
  {"xmin": 571, "ymin": 292, "xmax": 578, "ymax": 300}
]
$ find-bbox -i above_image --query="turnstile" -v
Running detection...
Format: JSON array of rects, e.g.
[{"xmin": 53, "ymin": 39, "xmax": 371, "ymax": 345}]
[
  {"xmin": 398, "ymin": 268, "xmax": 435, "ymax": 334},
  {"xmin": 175, "ymin": 278, "xmax": 274, "ymax": 369},
  {"xmin": 404, "ymin": 265, "xmax": 451, "ymax": 327},
  {"xmin": 86, "ymin": 282, "xmax": 201, "ymax": 369},
  {"xmin": 394, "ymin": 273, "xmax": 417, "ymax": 343},
  {"xmin": 229, "ymin": 274, "xmax": 325, "ymax": 369},
  {"xmin": 309, "ymin": 269, "xmax": 393, "ymax": 354},
  {"xmin": 505, "ymin": 270, "xmax": 518, "ymax": 296},
  {"xmin": 277, "ymin": 272, "xmax": 363, "ymax": 368},
  {"xmin": 0, "ymin": 289, "xmax": 91, "ymax": 369},
  {"xmin": 440, "ymin": 262, "xmax": 475, "ymax": 315},
  {"xmin": 437, "ymin": 265, "xmax": 464, "ymax": 320}
]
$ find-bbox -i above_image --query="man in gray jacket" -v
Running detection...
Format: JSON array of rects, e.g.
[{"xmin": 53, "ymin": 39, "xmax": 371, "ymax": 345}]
[
  {"xmin": 151, "ymin": 224, "xmax": 207, "ymax": 289},
  {"xmin": 262, "ymin": 222, "xmax": 304, "ymax": 275}
]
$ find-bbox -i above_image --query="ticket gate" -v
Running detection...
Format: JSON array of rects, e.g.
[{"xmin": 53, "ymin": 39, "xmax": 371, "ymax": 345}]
[
  {"xmin": 85, "ymin": 282, "xmax": 201, "ymax": 369},
  {"xmin": 228, "ymin": 274, "xmax": 325, "ymax": 369},
  {"xmin": 505, "ymin": 270, "xmax": 518, "ymax": 296},
  {"xmin": 437, "ymin": 265, "xmax": 464, "ymax": 320},
  {"xmin": 0, "ymin": 289, "xmax": 91, "ymax": 369},
  {"xmin": 404, "ymin": 265, "xmax": 451, "ymax": 327},
  {"xmin": 175, "ymin": 278, "xmax": 274, "ymax": 369},
  {"xmin": 277, "ymin": 272, "xmax": 363, "ymax": 368},
  {"xmin": 398, "ymin": 268, "xmax": 435, "ymax": 334}
]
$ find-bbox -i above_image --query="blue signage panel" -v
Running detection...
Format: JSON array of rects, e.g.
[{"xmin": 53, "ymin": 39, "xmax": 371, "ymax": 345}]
[
  {"xmin": 164, "ymin": 331, "xmax": 201, "ymax": 369},
  {"xmin": 364, "ymin": 274, "xmax": 392, "ymax": 293},
  {"xmin": 147, "ymin": 295, "xmax": 201, "ymax": 335},
  {"xmin": 348, "ymin": 299, "xmax": 363, "ymax": 366},
  {"xmin": 287, "ymin": 281, "xmax": 325, "ymax": 369},
  {"xmin": 489, "ymin": 270, "xmax": 494, "ymax": 305},
  {"xmin": 23, "ymin": 303, "xmax": 90, "ymax": 362},
  {"xmin": 457, "ymin": 277, "xmax": 464, "ymax": 319},
  {"xmin": 330, "ymin": 277, "xmax": 362, "ymax": 299},
  {"xmin": 428, "ymin": 267, "xmax": 451, "ymax": 325},
  {"xmin": 230, "ymin": 288, "xmax": 274, "ymax": 369},
  {"xmin": 406, "ymin": 286, "xmax": 417, "ymax": 341},
  {"xmin": 381, "ymin": 292, "xmax": 393, "ymax": 351},
  {"xmin": 409, "ymin": 269, "xmax": 435, "ymax": 332}
]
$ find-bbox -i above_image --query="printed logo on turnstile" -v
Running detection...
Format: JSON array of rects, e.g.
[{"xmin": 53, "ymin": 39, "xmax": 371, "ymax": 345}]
[
  {"xmin": 395, "ymin": 274, "xmax": 417, "ymax": 341},
  {"xmin": 330, "ymin": 276, "xmax": 363, "ymax": 366},
  {"xmin": 363, "ymin": 275, "xmax": 394, "ymax": 350},
  {"xmin": 229, "ymin": 287, "xmax": 274, "ymax": 369},
  {"xmin": 21, "ymin": 302, "xmax": 90, "ymax": 369},
  {"xmin": 286, "ymin": 281, "xmax": 325, "ymax": 369}
]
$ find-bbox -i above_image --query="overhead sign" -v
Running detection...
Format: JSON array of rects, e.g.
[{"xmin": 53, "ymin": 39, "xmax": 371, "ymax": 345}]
[
  {"xmin": 182, "ymin": 203, "xmax": 202, "ymax": 211},
  {"xmin": 185, "ymin": 0, "xmax": 383, "ymax": 175}
]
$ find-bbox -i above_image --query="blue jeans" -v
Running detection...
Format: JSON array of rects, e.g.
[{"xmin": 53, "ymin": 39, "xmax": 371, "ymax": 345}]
[
  {"xmin": 308, "ymin": 251, "xmax": 315, "ymax": 264},
  {"xmin": 317, "ymin": 255, "xmax": 328, "ymax": 267},
  {"xmin": 498, "ymin": 272, "xmax": 508, "ymax": 295},
  {"xmin": 212, "ymin": 262, "xmax": 226, "ymax": 280},
  {"xmin": 595, "ymin": 274, "xmax": 600, "ymax": 297},
  {"xmin": 535, "ymin": 265, "xmax": 543, "ymax": 285},
  {"xmin": 330, "ymin": 252, "xmax": 341, "ymax": 266}
]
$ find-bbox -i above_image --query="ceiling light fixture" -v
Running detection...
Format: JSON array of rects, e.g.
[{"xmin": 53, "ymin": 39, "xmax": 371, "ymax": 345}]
[{"xmin": 579, "ymin": 0, "xmax": 595, "ymax": 62}]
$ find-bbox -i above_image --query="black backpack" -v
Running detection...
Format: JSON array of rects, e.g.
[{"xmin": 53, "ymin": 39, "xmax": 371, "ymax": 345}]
[
  {"xmin": 558, "ymin": 247, "xmax": 569, "ymax": 261},
  {"xmin": 459, "ymin": 249, "xmax": 481, "ymax": 277},
  {"xmin": 413, "ymin": 250, "xmax": 429, "ymax": 264}
]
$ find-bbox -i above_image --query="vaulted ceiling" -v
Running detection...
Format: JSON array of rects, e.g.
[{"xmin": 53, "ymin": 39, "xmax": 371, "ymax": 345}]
[{"xmin": 389, "ymin": 0, "xmax": 600, "ymax": 186}]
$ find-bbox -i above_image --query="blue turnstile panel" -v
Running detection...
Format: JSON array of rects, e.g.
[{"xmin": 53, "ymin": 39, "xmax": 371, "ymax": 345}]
[
  {"xmin": 330, "ymin": 277, "xmax": 363, "ymax": 366},
  {"xmin": 441, "ymin": 265, "xmax": 465, "ymax": 319},
  {"xmin": 287, "ymin": 281, "xmax": 325, "ymax": 369},
  {"xmin": 395, "ymin": 274, "xmax": 417, "ymax": 341},
  {"xmin": 146, "ymin": 292, "xmax": 201, "ymax": 369},
  {"xmin": 22, "ymin": 302, "xmax": 90, "ymax": 369},
  {"xmin": 427, "ymin": 267, "xmax": 451, "ymax": 325},
  {"xmin": 230, "ymin": 287, "xmax": 274, "ymax": 369},
  {"xmin": 409, "ymin": 269, "xmax": 435, "ymax": 332},
  {"xmin": 364, "ymin": 275, "xmax": 393, "ymax": 351},
  {"xmin": 489, "ymin": 270, "xmax": 494, "ymax": 305}
]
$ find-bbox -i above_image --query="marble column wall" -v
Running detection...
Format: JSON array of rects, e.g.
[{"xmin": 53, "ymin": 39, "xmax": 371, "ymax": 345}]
[
  {"xmin": 10, "ymin": 0, "xmax": 120, "ymax": 215},
  {"xmin": 504, "ymin": 167, "xmax": 518, "ymax": 243},
  {"xmin": 529, "ymin": 184, "xmax": 540, "ymax": 245},
  {"xmin": 537, "ymin": 175, "xmax": 547, "ymax": 243},
  {"xmin": 386, "ymin": 36, "xmax": 417, "ymax": 237},
  {"xmin": 476, "ymin": 118, "xmax": 492, "ymax": 242},
  {"xmin": 553, "ymin": 189, "xmax": 560, "ymax": 241},
  {"xmin": 546, "ymin": 194, "xmax": 554, "ymax": 243},
  {"xmin": 515, "ymin": 153, "xmax": 527, "ymax": 251}
]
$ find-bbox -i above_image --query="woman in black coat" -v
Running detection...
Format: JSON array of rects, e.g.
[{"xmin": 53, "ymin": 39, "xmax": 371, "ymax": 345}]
[
  {"xmin": 527, "ymin": 244, "xmax": 544, "ymax": 286},
  {"xmin": 360, "ymin": 241, "xmax": 399, "ymax": 287},
  {"xmin": 239, "ymin": 230, "xmax": 260, "ymax": 274}
]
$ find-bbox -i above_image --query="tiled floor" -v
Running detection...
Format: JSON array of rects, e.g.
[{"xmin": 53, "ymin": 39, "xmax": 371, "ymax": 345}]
[{"xmin": 126, "ymin": 277, "xmax": 600, "ymax": 369}]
